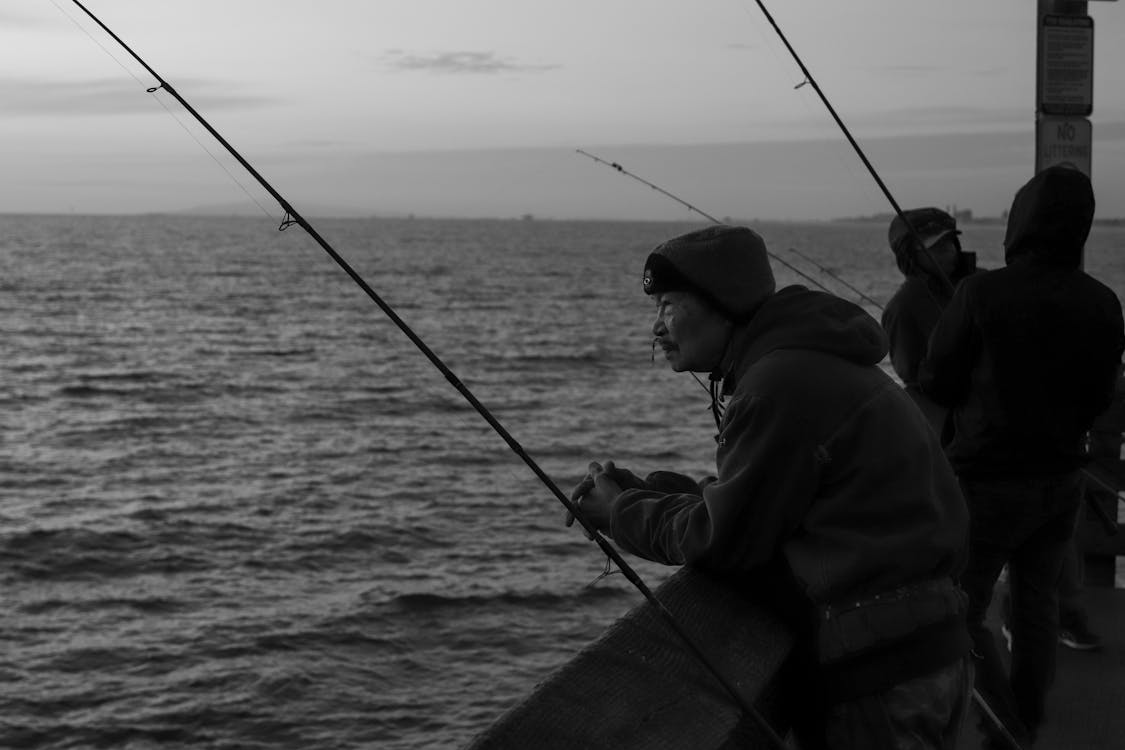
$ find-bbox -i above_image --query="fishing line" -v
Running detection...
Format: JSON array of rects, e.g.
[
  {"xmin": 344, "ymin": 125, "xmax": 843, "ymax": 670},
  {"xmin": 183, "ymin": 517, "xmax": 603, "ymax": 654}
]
[
  {"xmin": 63, "ymin": 2, "xmax": 788, "ymax": 746},
  {"xmin": 48, "ymin": 0, "xmax": 276, "ymax": 221},
  {"xmin": 788, "ymin": 248, "xmax": 883, "ymax": 311},
  {"xmin": 150, "ymin": 97, "xmax": 278, "ymax": 221}
]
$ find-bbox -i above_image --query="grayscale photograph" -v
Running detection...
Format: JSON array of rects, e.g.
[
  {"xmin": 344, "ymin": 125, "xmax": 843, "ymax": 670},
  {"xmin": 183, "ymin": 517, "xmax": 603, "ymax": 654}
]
[{"xmin": 3, "ymin": 2, "xmax": 1124, "ymax": 749}]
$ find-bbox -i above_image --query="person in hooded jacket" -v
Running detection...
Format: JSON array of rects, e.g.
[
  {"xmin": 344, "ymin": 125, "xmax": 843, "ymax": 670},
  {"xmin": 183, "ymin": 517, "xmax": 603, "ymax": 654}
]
[
  {"xmin": 568, "ymin": 225, "xmax": 972, "ymax": 750},
  {"xmin": 919, "ymin": 165, "xmax": 1125, "ymax": 747},
  {"xmin": 881, "ymin": 207, "xmax": 978, "ymax": 437}
]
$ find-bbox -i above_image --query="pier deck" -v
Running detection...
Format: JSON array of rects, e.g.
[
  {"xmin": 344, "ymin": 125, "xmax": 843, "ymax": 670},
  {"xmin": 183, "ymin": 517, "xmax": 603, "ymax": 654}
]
[{"xmin": 965, "ymin": 584, "xmax": 1125, "ymax": 750}]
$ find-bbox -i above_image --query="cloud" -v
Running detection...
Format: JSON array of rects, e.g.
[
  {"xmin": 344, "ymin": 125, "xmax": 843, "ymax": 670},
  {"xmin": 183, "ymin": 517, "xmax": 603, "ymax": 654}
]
[
  {"xmin": 383, "ymin": 50, "xmax": 558, "ymax": 75},
  {"xmin": 877, "ymin": 64, "xmax": 941, "ymax": 76},
  {"xmin": 968, "ymin": 66, "xmax": 1008, "ymax": 77},
  {"xmin": 876, "ymin": 63, "xmax": 1011, "ymax": 80},
  {"xmin": 0, "ymin": 10, "xmax": 61, "ymax": 28},
  {"xmin": 282, "ymin": 138, "xmax": 357, "ymax": 150},
  {"xmin": 841, "ymin": 105, "xmax": 1029, "ymax": 133},
  {"xmin": 0, "ymin": 77, "xmax": 279, "ymax": 117}
]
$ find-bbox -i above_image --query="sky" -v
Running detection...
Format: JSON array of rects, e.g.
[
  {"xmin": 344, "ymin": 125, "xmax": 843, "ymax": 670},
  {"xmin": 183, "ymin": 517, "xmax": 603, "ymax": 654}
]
[{"xmin": 4, "ymin": 0, "xmax": 1125, "ymax": 221}]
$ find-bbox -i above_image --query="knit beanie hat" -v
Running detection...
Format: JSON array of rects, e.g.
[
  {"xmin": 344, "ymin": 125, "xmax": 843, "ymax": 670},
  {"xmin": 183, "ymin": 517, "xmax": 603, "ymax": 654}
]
[{"xmin": 642, "ymin": 225, "xmax": 775, "ymax": 321}]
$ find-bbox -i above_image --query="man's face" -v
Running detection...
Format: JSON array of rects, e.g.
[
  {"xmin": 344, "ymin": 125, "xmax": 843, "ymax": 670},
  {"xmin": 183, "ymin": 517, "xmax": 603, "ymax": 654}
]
[
  {"xmin": 651, "ymin": 291, "xmax": 731, "ymax": 373},
  {"xmin": 918, "ymin": 235, "xmax": 960, "ymax": 279}
]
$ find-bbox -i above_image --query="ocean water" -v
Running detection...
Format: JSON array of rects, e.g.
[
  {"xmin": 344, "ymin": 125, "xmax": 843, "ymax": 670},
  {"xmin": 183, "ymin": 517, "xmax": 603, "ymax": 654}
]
[{"xmin": 3, "ymin": 214, "xmax": 1123, "ymax": 749}]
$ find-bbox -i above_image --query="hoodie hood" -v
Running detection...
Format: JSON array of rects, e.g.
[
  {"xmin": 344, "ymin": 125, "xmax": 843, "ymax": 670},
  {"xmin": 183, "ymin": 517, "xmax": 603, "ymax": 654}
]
[
  {"xmin": 1003, "ymin": 165, "xmax": 1094, "ymax": 267},
  {"xmin": 720, "ymin": 286, "xmax": 887, "ymax": 390}
]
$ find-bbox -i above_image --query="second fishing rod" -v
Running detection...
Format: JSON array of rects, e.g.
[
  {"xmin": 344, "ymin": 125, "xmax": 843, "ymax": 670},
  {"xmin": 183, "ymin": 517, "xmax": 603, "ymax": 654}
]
[{"xmin": 579, "ymin": 3, "xmax": 1023, "ymax": 748}]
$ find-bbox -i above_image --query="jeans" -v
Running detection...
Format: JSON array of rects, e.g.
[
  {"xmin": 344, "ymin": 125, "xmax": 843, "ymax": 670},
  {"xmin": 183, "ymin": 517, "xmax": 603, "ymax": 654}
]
[
  {"xmin": 1058, "ymin": 509, "xmax": 1087, "ymax": 625},
  {"xmin": 959, "ymin": 472, "xmax": 1083, "ymax": 737}
]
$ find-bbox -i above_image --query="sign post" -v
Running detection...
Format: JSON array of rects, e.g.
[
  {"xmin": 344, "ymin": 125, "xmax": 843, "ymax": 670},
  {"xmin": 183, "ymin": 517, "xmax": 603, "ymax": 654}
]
[{"xmin": 1035, "ymin": 0, "xmax": 1094, "ymax": 176}]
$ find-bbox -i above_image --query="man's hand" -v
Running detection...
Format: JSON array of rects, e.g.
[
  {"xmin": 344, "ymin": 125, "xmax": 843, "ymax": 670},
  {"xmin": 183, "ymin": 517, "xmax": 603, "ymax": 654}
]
[{"xmin": 565, "ymin": 460, "xmax": 624, "ymax": 539}]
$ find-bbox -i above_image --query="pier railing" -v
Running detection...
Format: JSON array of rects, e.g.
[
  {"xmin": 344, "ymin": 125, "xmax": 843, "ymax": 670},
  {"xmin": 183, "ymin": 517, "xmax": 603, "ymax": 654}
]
[{"xmin": 1078, "ymin": 375, "xmax": 1125, "ymax": 587}]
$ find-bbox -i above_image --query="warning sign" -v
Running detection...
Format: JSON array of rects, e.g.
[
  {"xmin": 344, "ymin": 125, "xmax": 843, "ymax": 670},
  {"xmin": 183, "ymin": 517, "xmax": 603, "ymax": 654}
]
[
  {"xmin": 1036, "ymin": 117, "xmax": 1092, "ymax": 177},
  {"xmin": 1038, "ymin": 14, "xmax": 1094, "ymax": 116}
]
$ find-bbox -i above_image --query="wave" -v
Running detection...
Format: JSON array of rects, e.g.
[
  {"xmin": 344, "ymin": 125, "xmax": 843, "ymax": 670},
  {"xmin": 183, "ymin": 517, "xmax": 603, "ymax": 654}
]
[
  {"xmin": 55, "ymin": 372, "xmax": 212, "ymax": 405},
  {"xmin": 383, "ymin": 584, "xmax": 627, "ymax": 614},
  {"xmin": 18, "ymin": 595, "xmax": 185, "ymax": 616},
  {"xmin": 499, "ymin": 350, "xmax": 607, "ymax": 367},
  {"xmin": 232, "ymin": 347, "xmax": 318, "ymax": 358},
  {"xmin": 57, "ymin": 384, "xmax": 153, "ymax": 398},
  {"xmin": 69, "ymin": 370, "xmax": 172, "ymax": 383},
  {"xmin": 1, "ymin": 527, "xmax": 210, "ymax": 582}
]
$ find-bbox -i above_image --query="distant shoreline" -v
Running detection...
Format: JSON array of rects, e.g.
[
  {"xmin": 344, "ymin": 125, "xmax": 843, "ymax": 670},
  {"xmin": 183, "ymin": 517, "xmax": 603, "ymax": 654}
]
[
  {"xmin": 832, "ymin": 213, "xmax": 1125, "ymax": 227},
  {"xmin": 3, "ymin": 210, "xmax": 1124, "ymax": 227}
]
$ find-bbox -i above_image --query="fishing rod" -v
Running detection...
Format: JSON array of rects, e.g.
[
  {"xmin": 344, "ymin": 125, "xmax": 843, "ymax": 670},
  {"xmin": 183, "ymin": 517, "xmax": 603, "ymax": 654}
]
[
  {"xmin": 749, "ymin": 0, "xmax": 956, "ymax": 298},
  {"xmin": 576, "ymin": 148, "xmax": 724, "ymax": 224},
  {"xmin": 64, "ymin": 2, "xmax": 788, "ymax": 746},
  {"xmin": 1079, "ymin": 470, "xmax": 1123, "ymax": 537},
  {"xmin": 575, "ymin": 149, "xmax": 882, "ymax": 310},
  {"xmin": 747, "ymin": 0, "xmax": 1121, "ymax": 542},
  {"xmin": 575, "ymin": 149, "xmax": 843, "ymax": 297},
  {"xmin": 748, "ymin": 4, "xmax": 1049, "ymax": 747}
]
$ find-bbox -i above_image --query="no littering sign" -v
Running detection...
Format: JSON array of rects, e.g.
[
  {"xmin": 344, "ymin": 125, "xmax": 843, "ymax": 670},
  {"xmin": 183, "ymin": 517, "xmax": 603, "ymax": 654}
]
[{"xmin": 1037, "ymin": 117, "xmax": 1093, "ymax": 177}]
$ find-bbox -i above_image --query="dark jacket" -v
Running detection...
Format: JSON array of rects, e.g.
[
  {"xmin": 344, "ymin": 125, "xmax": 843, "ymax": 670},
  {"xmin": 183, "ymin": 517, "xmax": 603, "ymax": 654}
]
[
  {"xmin": 882, "ymin": 253, "xmax": 977, "ymax": 388},
  {"xmin": 607, "ymin": 287, "xmax": 969, "ymax": 698},
  {"xmin": 919, "ymin": 167, "xmax": 1125, "ymax": 479}
]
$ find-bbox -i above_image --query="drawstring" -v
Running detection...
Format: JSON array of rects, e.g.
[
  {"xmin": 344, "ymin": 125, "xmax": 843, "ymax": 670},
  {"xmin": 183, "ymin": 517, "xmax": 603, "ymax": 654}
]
[
  {"xmin": 709, "ymin": 375, "xmax": 726, "ymax": 433},
  {"xmin": 708, "ymin": 327, "xmax": 737, "ymax": 433}
]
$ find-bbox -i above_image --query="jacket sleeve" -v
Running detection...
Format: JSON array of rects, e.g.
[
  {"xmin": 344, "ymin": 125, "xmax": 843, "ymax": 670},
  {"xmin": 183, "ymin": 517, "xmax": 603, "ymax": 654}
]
[
  {"xmin": 607, "ymin": 393, "xmax": 819, "ymax": 571},
  {"xmin": 881, "ymin": 296, "xmax": 927, "ymax": 386},
  {"xmin": 919, "ymin": 281, "xmax": 977, "ymax": 407}
]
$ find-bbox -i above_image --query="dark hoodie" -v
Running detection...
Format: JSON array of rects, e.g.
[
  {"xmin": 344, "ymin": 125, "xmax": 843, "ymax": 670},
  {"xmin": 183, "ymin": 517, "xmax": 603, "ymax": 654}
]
[
  {"xmin": 608, "ymin": 286, "xmax": 969, "ymax": 698},
  {"xmin": 920, "ymin": 166, "xmax": 1125, "ymax": 478}
]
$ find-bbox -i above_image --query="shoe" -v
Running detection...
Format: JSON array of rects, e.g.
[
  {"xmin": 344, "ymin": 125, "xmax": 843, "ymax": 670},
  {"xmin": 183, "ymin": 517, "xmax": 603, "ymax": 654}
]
[
  {"xmin": 1000, "ymin": 623, "xmax": 1012, "ymax": 652},
  {"xmin": 1059, "ymin": 622, "xmax": 1102, "ymax": 651}
]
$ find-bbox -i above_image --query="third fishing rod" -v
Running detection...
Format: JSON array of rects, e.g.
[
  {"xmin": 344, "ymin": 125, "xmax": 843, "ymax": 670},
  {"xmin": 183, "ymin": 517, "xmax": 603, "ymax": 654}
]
[{"xmin": 748, "ymin": 0, "xmax": 958, "ymax": 298}]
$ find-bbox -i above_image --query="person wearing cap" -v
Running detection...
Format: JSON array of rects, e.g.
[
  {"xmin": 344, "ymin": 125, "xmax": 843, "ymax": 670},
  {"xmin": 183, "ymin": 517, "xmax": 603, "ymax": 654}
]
[
  {"xmin": 881, "ymin": 207, "xmax": 978, "ymax": 438},
  {"xmin": 919, "ymin": 166, "xmax": 1124, "ymax": 747},
  {"xmin": 568, "ymin": 225, "xmax": 972, "ymax": 749}
]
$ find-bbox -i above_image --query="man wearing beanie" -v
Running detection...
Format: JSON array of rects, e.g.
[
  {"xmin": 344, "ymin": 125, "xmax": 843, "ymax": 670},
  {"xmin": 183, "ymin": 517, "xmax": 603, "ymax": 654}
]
[
  {"xmin": 920, "ymin": 166, "xmax": 1124, "ymax": 748},
  {"xmin": 881, "ymin": 207, "xmax": 978, "ymax": 437},
  {"xmin": 568, "ymin": 225, "xmax": 972, "ymax": 749}
]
